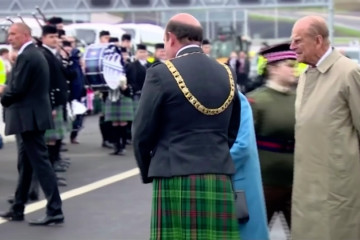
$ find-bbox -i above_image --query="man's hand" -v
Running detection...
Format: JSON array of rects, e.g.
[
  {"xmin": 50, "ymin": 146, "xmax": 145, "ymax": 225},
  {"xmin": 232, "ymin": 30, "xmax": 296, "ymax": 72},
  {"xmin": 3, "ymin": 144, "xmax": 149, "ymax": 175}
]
[
  {"xmin": 0, "ymin": 85, "xmax": 6, "ymax": 95},
  {"xmin": 52, "ymin": 110, "xmax": 57, "ymax": 118}
]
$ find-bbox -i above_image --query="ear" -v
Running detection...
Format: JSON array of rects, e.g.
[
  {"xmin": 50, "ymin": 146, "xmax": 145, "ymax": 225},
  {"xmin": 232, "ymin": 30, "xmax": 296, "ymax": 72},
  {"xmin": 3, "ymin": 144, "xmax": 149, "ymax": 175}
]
[
  {"xmin": 316, "ymin": 35, "xmax": 323, "ymax": 46},
  {"xmin": 168, "ymin": 32, "xmax": 176, "ymax": 47}
]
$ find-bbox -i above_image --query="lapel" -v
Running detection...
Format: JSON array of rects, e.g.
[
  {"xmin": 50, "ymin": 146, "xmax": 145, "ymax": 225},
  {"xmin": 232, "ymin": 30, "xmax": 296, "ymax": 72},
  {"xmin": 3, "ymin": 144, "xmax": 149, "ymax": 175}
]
[
  {"xmin": 135, "ymin": 60, "xmax": 146, "ymax": 71},
  {"xmin": 296, "ymin": 49, "xmax": 342, "ymax": 118},
  {"xmin": 22, "ymin": 43, "xmax": 35, "ymax": 54},
  {"xmin": 11, "ymin": 44, "xmax": 32, "ymax": 79},
  {"xmin": 14, "ymin": 43, "xmax": 34, "ymax": 66}
]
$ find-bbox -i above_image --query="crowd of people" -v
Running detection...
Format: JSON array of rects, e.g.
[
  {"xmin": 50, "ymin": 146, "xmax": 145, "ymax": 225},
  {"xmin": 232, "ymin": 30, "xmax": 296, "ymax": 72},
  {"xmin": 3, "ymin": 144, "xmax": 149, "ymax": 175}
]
[
  {"xmin": 0, "ymin": 14, "xmax": 169, "ymax": 226},
  {"xmin": 0, "ymin": 11, "xmax": 360, "ymax": 240}
]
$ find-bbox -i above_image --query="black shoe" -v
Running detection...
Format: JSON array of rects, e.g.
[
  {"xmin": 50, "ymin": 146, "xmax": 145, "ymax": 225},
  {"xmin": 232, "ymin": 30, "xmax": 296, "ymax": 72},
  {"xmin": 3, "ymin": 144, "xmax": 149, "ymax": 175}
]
[
  {"xmin": 7, "ymin": 196, "xmax": 14, "ymax": 204},
  {"xmin": 118, "ymin": 149, "xmax": 126, "ymax": 155},
  {"xmin": 28, "ymin": 193, "xmax": 39, "ymax": 202},
  {"xmin": 59, "ymin": 158, "xmax": 71, "ymax": 163},
  {"xmin": 102, "ymin": 141, "xmax": 113, "ymax": 149},
  {"xmin": 109, "ymin": 148, "xmax": 125, "ymax": 156},
  {"xmin": 0, "ymin": 211, "xmax": 24, "ymax": 221},
  {"xmin": 63, "ymin": 157, "xmax": 71, "ymax": 161},
  {"xmin": 57, "ymin": 161, "xmax": 70, "ymax": 169},
  {"xmin": 28, "ymin": 214, "xmax": 64, "ymax": 226},
  {"xmin": 56, "ymin": 175, "xmax": 66, "ymax": 181},
  {"xmin": 53, "ymin": 165, "xmax": 67, "ymax": 173},
  {"xmin": 60, "ymin": 146, "xmax": 68, "ymax": 152},
  {"xmin": 57, "ymin": 179, "xmax": 67, "ymax": 187}
]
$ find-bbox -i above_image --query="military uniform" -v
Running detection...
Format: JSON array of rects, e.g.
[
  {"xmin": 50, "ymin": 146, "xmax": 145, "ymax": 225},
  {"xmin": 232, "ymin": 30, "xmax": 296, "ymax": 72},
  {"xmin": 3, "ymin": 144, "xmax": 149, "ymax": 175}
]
[{"xmin": 246, "ymin": 42, "xmax": 297, "ymax": 227}]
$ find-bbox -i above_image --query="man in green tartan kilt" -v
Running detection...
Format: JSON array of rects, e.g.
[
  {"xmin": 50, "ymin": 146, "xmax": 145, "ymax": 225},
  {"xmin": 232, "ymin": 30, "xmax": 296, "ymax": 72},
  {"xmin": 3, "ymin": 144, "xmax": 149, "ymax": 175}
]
[
  {"xmin": 104, "ymin": 88, "xmax": 134, "ymax": 155},
  {"xmin": 38, "ymin": 25, "xmax": 70, "ymax": 179},
  {"xmin": 133, "ymin": 13, "xmax": 241, "ymax": 240}
]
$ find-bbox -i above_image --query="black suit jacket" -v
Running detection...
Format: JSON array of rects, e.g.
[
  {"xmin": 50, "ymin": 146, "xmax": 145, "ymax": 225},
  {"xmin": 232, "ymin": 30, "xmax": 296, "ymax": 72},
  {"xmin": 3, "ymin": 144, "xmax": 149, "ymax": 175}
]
[
  {"xmin": 1, "ymin": 44, "xmax": 53, "ymax": 135},
  {"xmin": 126, "ymin": 60, "xmax": 147, "ymax": 93},
  {"xmin": 38, "ymin": 46, "xmax": 69, "ymax": 108},
  {"xmin": 133, "ymin": 46, "xmax": 241, "ymax": 183}
]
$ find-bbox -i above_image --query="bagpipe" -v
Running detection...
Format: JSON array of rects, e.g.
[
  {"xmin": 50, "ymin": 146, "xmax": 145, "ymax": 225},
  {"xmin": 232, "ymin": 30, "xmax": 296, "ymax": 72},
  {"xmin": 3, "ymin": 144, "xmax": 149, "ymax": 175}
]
[
  {"xmin": 4, "ymin": 7, "xmax": 70, "ymax": 59},
  {"xmin": 34, "ymin": 8, "xmax": 127, "ymax": 92},
  {"xmin": 4, "ymin": 8, "xmax": 126, "ymax": 92}
]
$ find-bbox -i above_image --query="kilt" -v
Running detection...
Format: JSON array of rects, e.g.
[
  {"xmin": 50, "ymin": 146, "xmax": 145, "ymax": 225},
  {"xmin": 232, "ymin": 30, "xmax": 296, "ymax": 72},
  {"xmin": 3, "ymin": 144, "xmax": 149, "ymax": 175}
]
[
  {"xmin": 45, "ymin": 106, "xmax": 66, "ymax": 142},
  {"xmin": 151, "ymin": 174, "xmax": 240, "ymax": 240},
  {"xmin": 104, "ymin": 95, "xmax": 134, "ymax": 122}
]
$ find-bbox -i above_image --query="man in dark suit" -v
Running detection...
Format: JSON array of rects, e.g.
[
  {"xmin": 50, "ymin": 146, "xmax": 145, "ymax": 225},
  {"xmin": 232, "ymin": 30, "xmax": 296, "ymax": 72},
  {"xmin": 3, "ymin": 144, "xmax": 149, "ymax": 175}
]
[
  {"xmin": 133, "ymin": 13, "xmax": 241, "ymax": 239},
  {"xmin": 0, "ymin": 23, "xmax": 64, "ymax": 226}
]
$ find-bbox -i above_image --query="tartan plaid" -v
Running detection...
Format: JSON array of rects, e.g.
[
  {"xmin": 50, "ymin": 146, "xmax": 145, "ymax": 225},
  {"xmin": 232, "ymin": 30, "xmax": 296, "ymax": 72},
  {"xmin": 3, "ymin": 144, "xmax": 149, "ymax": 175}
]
[
  {"xmin": 151, "ymin": 174, "xmax": 240, "ymax": 240},
  {"xmin": 45, "ymin": 106, "xmax": 66, "ymax": 141},
  {"xmin": 104, "ymin": 95, "xmax": 134, "ymax": 122}
]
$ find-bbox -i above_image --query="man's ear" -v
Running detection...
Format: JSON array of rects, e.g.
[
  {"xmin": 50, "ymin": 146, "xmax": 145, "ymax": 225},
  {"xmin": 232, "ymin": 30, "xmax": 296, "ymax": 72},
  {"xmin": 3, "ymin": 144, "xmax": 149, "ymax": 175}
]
[
  {"xmin": 168, "ymin": 32, "xmax": 176, "ymax": 47},
  {"xmin": 315, "ymin": 35, "xmax": 323, "ymax": 47}
]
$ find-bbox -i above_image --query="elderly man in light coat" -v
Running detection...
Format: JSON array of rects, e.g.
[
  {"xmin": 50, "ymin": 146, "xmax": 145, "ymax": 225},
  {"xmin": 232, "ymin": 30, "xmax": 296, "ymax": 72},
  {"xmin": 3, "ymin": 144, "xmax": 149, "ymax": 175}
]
[{"xmin": 290, "ymin": 16, "xmax": 360, "ymax": 239}]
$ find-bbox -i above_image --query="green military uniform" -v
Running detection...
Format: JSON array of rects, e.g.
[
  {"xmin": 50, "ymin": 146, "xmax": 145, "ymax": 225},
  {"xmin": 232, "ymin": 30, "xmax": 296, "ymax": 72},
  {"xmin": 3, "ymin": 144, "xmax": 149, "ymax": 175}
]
[
  {"xmin": 247, "ymin": 86, "xmax": 295, "ymax": 186},
  {"xmin": 249, "ymin": 42, "xmax": 297, "ymax": 229},
  {"xmin": 247, "ymin": 84, "xmax": 295, "ymax": 227}
]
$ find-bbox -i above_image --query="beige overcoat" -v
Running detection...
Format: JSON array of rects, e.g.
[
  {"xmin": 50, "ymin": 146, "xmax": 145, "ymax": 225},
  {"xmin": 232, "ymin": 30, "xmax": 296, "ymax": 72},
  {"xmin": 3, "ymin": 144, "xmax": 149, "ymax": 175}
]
[{"xmin": 292, "ymin": 49, "xmax": 360, "ymax": 240}]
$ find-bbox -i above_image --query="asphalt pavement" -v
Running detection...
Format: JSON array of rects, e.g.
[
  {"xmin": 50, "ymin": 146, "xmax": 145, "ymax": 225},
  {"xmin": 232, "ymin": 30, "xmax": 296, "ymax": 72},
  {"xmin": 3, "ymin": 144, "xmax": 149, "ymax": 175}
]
[
  {"xmin": 0, "ymin": 114, "xmax": 152, "ymax": 240},
  {"xmin": 0, "ymin": 114, "xmax": 287, "ymax": 240}
]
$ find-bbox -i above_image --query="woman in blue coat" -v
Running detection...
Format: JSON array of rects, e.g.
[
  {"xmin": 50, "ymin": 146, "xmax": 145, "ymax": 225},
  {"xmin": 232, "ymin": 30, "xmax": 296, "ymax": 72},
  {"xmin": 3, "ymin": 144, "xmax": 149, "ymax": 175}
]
[{"xmin": 231, "ymin": 92, "xmax": 269, "ymax": 240}]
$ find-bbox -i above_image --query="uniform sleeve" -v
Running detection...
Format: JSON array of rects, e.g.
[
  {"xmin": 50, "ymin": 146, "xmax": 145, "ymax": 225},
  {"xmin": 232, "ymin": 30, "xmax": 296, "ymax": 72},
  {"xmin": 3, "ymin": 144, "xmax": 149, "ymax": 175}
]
[
  {"xmin": 246, "ymin": 94, "xmax": 261, "ymax": 133},
  {"xmin": 346, "ymin": 67, "xmax": 360, "ymax": 134},
  {"xmin": 132, "ymin": 67, "xmax": 163, "ymax": 184}
]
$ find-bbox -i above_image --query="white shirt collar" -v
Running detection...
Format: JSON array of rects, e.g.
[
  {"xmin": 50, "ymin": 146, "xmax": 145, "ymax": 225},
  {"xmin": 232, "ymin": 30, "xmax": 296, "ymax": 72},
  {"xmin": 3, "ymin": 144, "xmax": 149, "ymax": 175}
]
[
  {"xmin": 176, "ymin": 44, "xmax": 200, "ymax": 57},
  {"xmin": 316, "ymin": 46, "xmax": 332, "ymax": 67},
  {"xmin": 139, "ymin": 59, "xmax": 147, "ymax": 66},
  {"xmin": 17, "ymin": 41, "xmax": 33, "ymax": 55},
  {"xmin": 43, "ymin": 44, "xmax": 57, "ymax": 56}
]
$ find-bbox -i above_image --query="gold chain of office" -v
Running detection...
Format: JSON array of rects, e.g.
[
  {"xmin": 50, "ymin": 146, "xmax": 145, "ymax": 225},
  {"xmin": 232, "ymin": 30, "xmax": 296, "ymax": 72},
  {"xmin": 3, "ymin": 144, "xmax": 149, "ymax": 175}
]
[{"xmin": 164, "ymin": 53, "xmax": 235, "ymax": 116}]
